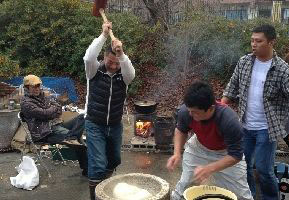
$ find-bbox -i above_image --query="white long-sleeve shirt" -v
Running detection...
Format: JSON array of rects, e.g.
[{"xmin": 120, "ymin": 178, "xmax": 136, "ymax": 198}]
[
  {"xmin": 83, "ymin": 34, "xmax": 135, "ymax": 84},
  {"xmin": 83, "ymin": 34, "xmax": 135, "ymax": 115}
]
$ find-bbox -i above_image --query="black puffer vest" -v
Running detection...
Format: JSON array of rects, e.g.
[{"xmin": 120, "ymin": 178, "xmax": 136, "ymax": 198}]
[{"xmin": 86, "ymin": 63, "xmax": 127, "ymax": 125}]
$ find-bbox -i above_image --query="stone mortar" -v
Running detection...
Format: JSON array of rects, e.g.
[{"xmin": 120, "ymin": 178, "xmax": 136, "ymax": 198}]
[{"xmin": 95, "ymin": 173, "xmax": 170, "ymax": 200}]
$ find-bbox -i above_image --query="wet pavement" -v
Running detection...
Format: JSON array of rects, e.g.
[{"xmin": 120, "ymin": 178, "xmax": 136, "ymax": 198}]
[
  {"xmin": 0, "ymin": 150, "xmax": 181, "ymax": 200},
  {"xmin": 0, "ymin": 114, "xmax": 181, "ymax": 200},
  {"xmin": 1, "ymin": 113, "xmax": 289, "ymax": 199},
  {"xmin": 2, "ymin": 150, "xmax": 289, "ymax": 200}
]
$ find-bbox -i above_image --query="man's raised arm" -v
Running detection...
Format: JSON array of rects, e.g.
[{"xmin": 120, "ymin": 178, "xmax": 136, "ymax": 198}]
[
  {"xmin": 83, "ymin": 22, "xmax": 111, "ymax": 79},
  {"xmin": 111, "ymin": 39, "xmax": 135, "ymax": 85}
]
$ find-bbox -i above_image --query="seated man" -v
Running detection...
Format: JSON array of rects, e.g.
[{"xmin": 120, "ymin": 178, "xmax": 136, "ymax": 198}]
[
  {"xmin": 20, "ymin": 74, "xmax": 87, "ymax": 176},
  {"xmin": 167, "ymin": 81, "xmax": 253, "ymax": 200}
]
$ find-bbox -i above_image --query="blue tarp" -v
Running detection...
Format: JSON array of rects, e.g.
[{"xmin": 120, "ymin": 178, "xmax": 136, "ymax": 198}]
[{"xmin": 4, "ymin": 77, "xmax": 78, "ymax": 103}]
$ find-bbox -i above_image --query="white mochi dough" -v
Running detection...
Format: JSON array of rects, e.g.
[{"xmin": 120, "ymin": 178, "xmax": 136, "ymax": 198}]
[{"xmin": 113, "ymin": 182, "xmax": 152, "ymax": 200}]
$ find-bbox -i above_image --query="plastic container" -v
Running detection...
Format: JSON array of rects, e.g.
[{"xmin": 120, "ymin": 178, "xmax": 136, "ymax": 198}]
[
  {"xmin": 184, "ymin": 185, "xmax": 237, "ymax": 200},
  {"xmin": 0, "ymin": 110, "xmax": 19, "ymax": 151}
]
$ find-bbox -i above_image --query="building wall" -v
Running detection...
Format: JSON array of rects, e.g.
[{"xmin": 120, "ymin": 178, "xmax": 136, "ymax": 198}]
[
  {"xmin": 85, "ymin": 0, "xmax": 289, "ymax": 23},
  {"xmin": 222, "ymin": 1, "xmax": 289, "ymax": 22}
]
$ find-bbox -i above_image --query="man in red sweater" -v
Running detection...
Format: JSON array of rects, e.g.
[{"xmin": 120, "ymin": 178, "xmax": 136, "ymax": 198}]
[{"xmin": 167, "ymin": 81, "xmax": 253, "ymax": 200}]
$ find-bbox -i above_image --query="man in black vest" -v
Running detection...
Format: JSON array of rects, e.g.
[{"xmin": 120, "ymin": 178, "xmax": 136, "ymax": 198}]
[{"xmin": 83, "ymin": 21, "xmax": 135, "ymax": 200}]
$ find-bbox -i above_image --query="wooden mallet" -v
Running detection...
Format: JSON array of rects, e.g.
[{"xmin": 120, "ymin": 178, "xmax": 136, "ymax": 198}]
[{"xmin": 92, "ymin": 0, "xmax": 116, "ymax": 41}]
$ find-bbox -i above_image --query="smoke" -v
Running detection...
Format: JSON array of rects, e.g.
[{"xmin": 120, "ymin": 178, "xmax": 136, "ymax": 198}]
[
  {"xmin": 142, "ymin": 2, "xmax": 246, "ymax": 110},
  {"xmin": 194, "ymin": 35, "xmax": 243, "ymax": 79},
  {"xmin": 148, "ymin": 21, "xmax": 244, "ymax": 104},
  {"xmin": 144, "ymin": 19, "xmax": 207, "ymax": 103}
]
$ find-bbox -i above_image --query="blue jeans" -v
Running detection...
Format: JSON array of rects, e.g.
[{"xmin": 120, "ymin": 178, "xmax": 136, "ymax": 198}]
[
  {"xmin": 243, "ymin": 129, "xmax": 278, "ymax": 200},
  {"xmin": 48, "ymin": 114, "xmax": 85, "ymax": 143},
  {"xmin": 85, "ymin": 120, "xmax": 122, "ymax": 181}
]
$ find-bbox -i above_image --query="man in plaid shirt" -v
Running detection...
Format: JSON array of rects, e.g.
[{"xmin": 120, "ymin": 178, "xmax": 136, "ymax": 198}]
[{"xmin": 222, "ymin": 24, "xmax": 289, "ymax": 200}]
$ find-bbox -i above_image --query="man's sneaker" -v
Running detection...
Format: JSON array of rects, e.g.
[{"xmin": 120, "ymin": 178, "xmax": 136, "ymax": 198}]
[{"xmin": 62, "ymin": 139, "xmax": 82, "ymax": 146}]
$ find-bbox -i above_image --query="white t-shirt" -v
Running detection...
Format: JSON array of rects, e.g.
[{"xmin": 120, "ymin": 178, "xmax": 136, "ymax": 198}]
[{"xmin": 243, "ymin": 58, "xmax": 272, "ymax": 130}]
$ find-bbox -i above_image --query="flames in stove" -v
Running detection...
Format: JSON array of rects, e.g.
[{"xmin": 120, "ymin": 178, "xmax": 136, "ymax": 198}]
[{"xmin": 135, "ymin": 120, "xmax": 153, "ymax": 138}]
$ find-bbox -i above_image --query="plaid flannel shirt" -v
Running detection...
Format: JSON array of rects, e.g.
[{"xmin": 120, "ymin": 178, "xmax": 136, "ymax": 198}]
[{"xmin": 223, "ymin": 51, "xmax": 289, "ymax": 142}]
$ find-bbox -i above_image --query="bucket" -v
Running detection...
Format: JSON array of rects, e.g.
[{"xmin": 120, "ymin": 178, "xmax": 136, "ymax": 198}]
[
  {"xmin": 0, "ymin": 110, "xmax": 19, "ymax": 151},
  {"xmin": 154, "ymin": 116, "xmax": 175, "ymax": 145},
  {"xmin": 184, "ymin": 185, "xmax": 237, "ymax": 200}
]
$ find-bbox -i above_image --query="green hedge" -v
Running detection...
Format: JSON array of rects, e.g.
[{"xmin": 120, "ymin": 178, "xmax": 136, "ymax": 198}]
[
  {"xmin": 0, "ymin": 0, "xmax": 164, "ymax": 94},
  {"xmin": 0, "ymin": 53, "xmax": 20, "ymax": 79},
  {"xmin": 1, "ymin": 0, "xmax": 288, "ymax": 90}
]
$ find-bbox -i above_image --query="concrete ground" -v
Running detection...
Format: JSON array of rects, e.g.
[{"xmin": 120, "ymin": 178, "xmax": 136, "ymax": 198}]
[
  {"xmin": 0, "ymin": 150, "xmax": 181, "ymax": 200},
  {"xmin": 1, "ymin": 113, "xmax": 289, "ymax": 200},
  {"xmin": 0, "ymin": 114, "xmax": 181, "ymax": 200}
]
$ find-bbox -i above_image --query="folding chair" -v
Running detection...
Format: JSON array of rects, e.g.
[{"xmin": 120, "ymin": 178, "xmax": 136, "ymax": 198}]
[{"xmin": 17, "ymin": 112, "xmax": 66, "ymax": 178}]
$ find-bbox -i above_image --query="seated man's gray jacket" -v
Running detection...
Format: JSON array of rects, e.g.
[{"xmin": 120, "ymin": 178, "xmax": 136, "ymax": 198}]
[{"xmin": 20, "ymin": 92, "xmax": 62, "ymax": 142}]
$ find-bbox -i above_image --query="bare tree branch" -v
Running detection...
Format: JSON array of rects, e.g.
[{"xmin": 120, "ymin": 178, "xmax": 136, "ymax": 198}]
[{"xmin": 141, "ymin": 0, "xmax": 169, "ymax": 30}]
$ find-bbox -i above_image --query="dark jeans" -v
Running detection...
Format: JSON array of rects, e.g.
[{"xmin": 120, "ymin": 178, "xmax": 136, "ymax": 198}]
[
  {"xmin": 85, "ymin": 119, "xmax": 122, "ymax": 181},
  {"xmin": 38, "ymin": 114, "xmax": 87, "ymax": 171},
  {"xmin": 243, "ymin": 129, "xmax": 278, "ymax": 200},
  {"xmin": 48, "ymin": 114, "xmax": 85, "ymax": 143}
]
